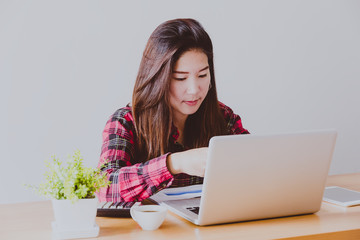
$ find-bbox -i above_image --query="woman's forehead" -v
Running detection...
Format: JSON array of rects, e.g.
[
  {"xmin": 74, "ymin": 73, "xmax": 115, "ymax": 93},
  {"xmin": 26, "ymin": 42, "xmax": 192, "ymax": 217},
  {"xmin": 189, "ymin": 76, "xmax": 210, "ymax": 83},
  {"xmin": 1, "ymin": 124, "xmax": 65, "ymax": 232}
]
[{"xmin": 173, "ymin": 50, "xmax": 209, "ymax": 72}]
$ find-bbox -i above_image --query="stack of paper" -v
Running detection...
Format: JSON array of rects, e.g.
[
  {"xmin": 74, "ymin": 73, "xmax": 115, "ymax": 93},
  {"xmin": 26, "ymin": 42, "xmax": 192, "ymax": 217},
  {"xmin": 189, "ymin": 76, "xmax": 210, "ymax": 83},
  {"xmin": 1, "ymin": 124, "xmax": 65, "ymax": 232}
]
[{"xmin": 150, "ymin": 184, "xmax": 203, "ymax": 203}]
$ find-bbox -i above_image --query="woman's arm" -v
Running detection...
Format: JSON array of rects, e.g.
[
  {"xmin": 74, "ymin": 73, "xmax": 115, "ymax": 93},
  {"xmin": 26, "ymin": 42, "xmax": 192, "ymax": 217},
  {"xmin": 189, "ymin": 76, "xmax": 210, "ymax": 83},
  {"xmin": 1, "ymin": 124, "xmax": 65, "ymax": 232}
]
[
  {"xmin": 97, "ymin": 108, "xmax": 174, "ymax": 203},
  {"xmin": 166, "ymin": 147, "xmax": 208, "ymax": 177}
]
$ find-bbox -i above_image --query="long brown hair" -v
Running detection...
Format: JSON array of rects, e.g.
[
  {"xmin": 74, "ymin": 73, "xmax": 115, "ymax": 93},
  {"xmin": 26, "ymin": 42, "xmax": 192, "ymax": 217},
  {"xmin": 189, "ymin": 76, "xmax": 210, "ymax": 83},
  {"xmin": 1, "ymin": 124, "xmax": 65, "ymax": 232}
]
[{"xmin": 132, "ymin": 18, "xmax": 227, "ymax": 161}]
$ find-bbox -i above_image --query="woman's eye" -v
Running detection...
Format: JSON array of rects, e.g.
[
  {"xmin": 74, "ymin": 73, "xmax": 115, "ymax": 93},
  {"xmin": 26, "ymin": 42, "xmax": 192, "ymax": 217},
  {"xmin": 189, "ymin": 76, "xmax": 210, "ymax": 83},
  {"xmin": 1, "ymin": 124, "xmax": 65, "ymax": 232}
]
[
  {"xmin": 199, "ymin": 74, "xmax": 207, "ymax": 78},
  {"xmin": 174, "ymin": 77, "xmax": 186, "ymax": 81}
]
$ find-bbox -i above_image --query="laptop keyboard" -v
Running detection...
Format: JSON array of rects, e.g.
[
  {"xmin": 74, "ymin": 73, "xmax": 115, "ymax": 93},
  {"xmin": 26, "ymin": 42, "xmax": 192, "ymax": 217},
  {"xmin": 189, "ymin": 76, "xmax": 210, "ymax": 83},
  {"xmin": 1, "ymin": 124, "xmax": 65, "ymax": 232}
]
[{"xmin": 186, "ymin": 206, "xmax": 200, "ymax": 215}]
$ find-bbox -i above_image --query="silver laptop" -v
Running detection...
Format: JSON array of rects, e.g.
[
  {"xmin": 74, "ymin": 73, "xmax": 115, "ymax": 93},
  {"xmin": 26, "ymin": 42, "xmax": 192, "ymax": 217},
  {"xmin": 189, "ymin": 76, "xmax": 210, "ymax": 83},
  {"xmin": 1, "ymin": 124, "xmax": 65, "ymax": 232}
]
[{"xmin": 161, "ymin": 130, "xmax": 337, "ymax": 226}]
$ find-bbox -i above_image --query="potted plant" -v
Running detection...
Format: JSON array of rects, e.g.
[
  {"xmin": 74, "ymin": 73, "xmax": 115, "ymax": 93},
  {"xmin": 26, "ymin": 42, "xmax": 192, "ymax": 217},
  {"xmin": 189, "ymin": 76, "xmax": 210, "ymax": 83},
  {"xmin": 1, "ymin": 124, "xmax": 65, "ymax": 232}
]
[{"xmin": 27, "ymin": 150, "xmax": 110, "ymax": 239}]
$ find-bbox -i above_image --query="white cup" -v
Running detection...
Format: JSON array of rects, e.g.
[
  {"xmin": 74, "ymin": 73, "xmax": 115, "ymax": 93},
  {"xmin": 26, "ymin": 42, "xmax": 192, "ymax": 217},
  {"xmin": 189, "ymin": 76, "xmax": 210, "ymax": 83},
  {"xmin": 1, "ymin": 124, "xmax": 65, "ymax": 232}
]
[{"xmin": 130, "ymin": 205, "xmax": 167, "ymax": 230}]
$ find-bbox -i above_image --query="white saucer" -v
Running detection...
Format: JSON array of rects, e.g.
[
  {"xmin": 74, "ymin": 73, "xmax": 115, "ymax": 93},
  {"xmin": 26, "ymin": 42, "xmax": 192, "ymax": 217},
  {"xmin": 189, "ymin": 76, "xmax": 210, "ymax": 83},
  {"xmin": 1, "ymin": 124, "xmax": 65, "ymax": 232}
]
[{"xmin": 51, "ymin": 221, "xmax": 99, "ymax": 239}]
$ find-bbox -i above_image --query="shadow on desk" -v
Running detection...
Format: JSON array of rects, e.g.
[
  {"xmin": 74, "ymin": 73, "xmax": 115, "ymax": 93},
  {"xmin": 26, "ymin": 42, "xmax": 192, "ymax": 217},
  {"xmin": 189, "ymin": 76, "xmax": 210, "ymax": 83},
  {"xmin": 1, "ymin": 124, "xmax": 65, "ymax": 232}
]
[{"xmin": 192, "ymin": 213, "xmax": 322, "ymax": 240}]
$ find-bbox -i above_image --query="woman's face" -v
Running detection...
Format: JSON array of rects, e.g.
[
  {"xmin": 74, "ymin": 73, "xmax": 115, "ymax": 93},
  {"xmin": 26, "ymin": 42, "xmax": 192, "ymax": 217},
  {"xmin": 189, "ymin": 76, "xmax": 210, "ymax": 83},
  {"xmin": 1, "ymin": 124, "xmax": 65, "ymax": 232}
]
[{"xmin": 169, "ymin": 49, "xmax": 211, "ymax": 123}]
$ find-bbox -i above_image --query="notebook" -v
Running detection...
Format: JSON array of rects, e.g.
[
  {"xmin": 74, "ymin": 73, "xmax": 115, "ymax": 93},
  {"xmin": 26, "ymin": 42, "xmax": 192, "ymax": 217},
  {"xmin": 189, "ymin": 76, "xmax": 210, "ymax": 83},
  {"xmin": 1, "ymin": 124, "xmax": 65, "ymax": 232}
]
[
  {"xmin": 323, "ymin": 186, "xmax": 360, "ymax": 207},
  {"xmin": 161, "ymin": 130, "xmax": 337, "ymax": 226}
]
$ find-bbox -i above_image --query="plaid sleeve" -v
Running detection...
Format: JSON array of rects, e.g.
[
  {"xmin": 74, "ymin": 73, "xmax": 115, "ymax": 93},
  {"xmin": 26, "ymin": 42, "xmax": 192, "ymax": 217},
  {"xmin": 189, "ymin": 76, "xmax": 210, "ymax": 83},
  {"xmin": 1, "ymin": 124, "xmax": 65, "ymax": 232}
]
[
  {"xmin": 97, "ymin": 107, "xmax": 174, "ymax": 202},
  {"xmin": 219, "ymin": 102, "xmax": 250, "ymax": 135}
]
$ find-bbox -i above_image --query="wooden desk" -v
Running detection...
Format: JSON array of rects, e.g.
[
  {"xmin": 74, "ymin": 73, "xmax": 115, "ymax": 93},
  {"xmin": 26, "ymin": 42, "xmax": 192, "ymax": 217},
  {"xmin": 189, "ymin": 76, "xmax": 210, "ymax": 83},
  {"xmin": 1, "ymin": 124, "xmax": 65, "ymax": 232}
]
[{"xmin": 1, "ymin": 173, "xmax": 360, "ymax": 240}]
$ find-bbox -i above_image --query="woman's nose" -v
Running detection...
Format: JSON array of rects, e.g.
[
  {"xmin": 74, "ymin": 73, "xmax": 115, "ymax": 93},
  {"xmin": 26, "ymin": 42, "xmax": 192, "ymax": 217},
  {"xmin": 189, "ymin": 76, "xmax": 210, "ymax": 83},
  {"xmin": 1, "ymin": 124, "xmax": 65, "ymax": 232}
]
[{"xmin": 186, "ymin": 77, "xmax": 200, "ymax": 94}]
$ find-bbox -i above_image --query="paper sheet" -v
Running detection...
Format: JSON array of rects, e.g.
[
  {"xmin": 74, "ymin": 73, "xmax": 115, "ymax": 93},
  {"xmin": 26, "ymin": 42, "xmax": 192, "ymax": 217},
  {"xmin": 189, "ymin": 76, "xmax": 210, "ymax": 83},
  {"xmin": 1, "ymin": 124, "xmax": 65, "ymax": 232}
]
[{"xmin": 150, "ymin": 184, "xmax": 203, "ymax": 203}]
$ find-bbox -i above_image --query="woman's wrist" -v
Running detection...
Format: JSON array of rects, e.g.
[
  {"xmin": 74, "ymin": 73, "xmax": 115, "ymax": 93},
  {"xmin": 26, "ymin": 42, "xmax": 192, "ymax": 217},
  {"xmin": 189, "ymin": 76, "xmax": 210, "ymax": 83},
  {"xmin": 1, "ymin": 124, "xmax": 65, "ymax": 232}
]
[{"xmin": 166, "ymin": 153, "xmax": 181, "ymax": 175}]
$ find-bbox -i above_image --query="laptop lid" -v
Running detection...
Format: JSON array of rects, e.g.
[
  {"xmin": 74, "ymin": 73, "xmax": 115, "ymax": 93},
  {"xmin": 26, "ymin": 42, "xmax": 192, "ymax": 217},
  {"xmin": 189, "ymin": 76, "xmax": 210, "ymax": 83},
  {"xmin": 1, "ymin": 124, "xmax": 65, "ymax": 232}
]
[{"xmin": 194, "ymin": 129, "xmax": 337, "ymax": 225}]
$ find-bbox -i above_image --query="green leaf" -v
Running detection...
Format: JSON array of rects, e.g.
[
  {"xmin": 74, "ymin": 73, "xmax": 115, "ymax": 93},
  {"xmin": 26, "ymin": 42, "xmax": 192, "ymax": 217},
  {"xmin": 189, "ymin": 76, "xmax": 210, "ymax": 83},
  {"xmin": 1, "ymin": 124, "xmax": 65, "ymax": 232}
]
[{"xmin": 25, "ymin": 150, "xmax": 110, "ymax": 203}]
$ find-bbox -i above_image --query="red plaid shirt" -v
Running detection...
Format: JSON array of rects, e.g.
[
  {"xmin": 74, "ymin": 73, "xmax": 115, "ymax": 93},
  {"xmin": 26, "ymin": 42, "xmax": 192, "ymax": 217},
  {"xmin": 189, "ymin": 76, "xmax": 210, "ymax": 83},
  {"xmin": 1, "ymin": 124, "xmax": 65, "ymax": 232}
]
[{"xmin": 97, "ymin": 102, "xmax": 249, "ymax": 202}]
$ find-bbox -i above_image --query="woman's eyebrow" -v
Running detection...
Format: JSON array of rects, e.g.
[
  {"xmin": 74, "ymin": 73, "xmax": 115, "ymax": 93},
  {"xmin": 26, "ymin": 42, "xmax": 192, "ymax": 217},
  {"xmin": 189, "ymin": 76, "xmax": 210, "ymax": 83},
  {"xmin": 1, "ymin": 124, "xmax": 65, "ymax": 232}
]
[{"xmin": 173, "ymin": 66, "xmax": 209, "ymax": 74}]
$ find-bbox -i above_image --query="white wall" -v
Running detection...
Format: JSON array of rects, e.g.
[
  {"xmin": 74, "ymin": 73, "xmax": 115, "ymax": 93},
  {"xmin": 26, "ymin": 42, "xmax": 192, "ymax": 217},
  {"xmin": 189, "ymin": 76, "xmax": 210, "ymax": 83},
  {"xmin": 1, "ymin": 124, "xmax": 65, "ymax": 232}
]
[{"xmin": 1, "ymin": 0, "xmax": 359, "ymax": 204}]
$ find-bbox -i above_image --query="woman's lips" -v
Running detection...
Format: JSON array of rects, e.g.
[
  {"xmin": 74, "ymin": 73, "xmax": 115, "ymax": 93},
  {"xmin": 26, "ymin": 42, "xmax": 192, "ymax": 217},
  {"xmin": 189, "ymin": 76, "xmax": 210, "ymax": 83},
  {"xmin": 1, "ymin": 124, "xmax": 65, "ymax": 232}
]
[{"xmin": 184, "ymin": 100, "xmax": 199, "ymax": 106}]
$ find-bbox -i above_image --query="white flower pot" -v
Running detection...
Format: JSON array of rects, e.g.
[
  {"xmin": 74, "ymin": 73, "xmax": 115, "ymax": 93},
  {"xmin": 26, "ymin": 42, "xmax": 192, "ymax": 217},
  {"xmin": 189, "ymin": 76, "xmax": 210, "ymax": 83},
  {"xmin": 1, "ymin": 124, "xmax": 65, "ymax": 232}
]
[{"xmin": 52, "ymin": 198, "xmax": 98, "ymax": 232}]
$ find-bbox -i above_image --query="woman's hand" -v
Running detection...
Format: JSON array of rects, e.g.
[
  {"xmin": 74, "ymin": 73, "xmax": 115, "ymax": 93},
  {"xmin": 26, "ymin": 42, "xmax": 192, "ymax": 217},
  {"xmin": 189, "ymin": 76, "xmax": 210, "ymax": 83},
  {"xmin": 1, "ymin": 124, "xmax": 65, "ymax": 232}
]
[{"xmin": 166, "ymin": 147, "xmax": 208, "ymax": 177}]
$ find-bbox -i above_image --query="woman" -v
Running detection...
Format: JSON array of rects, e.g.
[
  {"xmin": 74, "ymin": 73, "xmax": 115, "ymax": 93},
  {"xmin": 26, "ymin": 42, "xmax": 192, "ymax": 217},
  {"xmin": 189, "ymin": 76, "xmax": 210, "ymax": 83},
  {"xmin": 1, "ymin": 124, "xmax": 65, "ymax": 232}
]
[{"xmin": 97, "ymin": 18, "xmax": 249, "ymax": 203}]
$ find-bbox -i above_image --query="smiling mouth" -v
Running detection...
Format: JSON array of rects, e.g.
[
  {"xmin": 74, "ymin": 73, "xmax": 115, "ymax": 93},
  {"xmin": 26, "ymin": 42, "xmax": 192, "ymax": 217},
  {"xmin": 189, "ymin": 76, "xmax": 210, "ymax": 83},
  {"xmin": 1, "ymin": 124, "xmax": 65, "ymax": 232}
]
[{"xmin": 184, "ymin": 100, "xmax": 199, "ymax": 106}]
